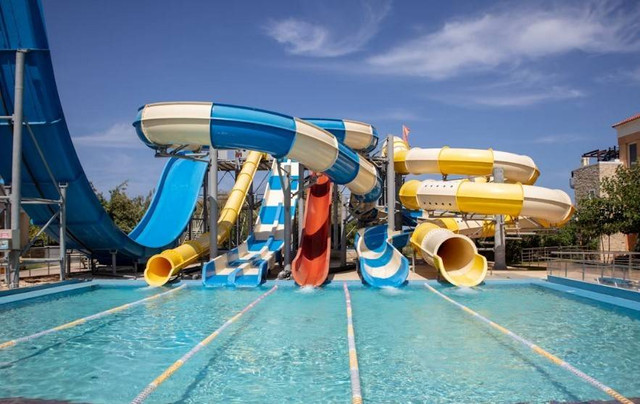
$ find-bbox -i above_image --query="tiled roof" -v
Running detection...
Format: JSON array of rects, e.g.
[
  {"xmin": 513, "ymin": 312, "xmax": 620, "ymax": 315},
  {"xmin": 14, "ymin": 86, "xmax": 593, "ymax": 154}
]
[{"xmin": 612, "ymin": 112, "xmax": 640, "ymax": 128}]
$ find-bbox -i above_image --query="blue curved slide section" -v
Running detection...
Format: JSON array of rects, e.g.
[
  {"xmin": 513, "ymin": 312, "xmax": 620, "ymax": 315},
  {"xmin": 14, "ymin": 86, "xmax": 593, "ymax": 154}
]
[
  {"xmin": 355, "ymin": 225, "xmax": 410, "ymax": 288},
  {"xmin": 135, "ymin": 104, "xmax": 383, "ymax": 204},
  {"xmin": 0, "ymin": 0, "xmax": 206, "ymax": 262}
]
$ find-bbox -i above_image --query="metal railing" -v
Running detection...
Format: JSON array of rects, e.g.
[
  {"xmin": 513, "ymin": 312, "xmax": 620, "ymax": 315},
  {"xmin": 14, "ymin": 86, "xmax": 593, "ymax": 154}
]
[
  {"xmin": 547, "ymin": 250, "xmax": 640, "ymax": 289},
  {"xmin": 520, "ymin": 246, "xmax": 585, "ymax": 267},
  {"xmin": 1, "ymin": 247, "xmax": 89, "ymax": 280}
]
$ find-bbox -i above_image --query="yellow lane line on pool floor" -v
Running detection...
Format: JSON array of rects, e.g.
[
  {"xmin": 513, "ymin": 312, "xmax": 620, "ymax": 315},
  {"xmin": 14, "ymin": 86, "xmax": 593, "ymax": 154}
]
[
  {"xmin": 423, "ymin": 283, "xmax": 632, "ymax": 404},
  {"xmin": 0, "ymin": 284, "xmax": 186, "ymax": 350},
  {"xmin": 130, "ymin": 285, "xmax": 278, "ymax": 404},
  {"xmin": 343, "ymin": 283, "xmax": 363, "ymax": 404}
]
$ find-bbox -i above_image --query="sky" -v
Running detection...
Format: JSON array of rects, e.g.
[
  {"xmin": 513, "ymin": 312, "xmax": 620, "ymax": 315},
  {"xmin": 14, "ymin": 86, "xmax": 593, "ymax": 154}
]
[{"xmin": 42, "ymin": 0, "xmax": 640, "ymax": 198}]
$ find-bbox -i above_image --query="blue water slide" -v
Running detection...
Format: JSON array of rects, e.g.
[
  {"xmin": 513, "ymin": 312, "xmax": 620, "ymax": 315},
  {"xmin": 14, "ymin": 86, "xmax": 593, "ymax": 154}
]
[
  {"xmin": 135, "ymin": 103, "xmax": 383, "ymax": 204},
  {"xmin": 355, "ymin": 225, "xmax": 410, "ymax": 287},
  {"xmin": 0, "ymin": 0, "xmax": 206, "ymax": 262}
]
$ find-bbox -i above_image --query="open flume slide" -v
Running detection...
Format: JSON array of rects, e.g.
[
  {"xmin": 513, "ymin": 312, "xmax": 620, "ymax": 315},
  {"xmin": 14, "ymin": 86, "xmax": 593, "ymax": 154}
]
[
  {"xmin": 292, "ymin": 174, "xmax": 333, "ymax": 287},
  {"xmin": 0, "ymin": 0, "xmax": 206, "ymax": 263},
  {"xmin": 355, "ymin": 225, "xmax": 410, "ymax": 288},
  {"xmin": 144, "ymin": 151, "xmax": 264, "ymax": 286},
  {"xmin": 203, "ymin": 160, "xmax": 300, "ymax": 287}
]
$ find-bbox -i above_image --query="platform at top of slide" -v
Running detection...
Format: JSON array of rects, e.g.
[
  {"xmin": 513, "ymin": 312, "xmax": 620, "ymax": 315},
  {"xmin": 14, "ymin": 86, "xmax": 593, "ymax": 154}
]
[{"xmin": 0, "ymin": 0, "xmax": 206, "ymax": 262}]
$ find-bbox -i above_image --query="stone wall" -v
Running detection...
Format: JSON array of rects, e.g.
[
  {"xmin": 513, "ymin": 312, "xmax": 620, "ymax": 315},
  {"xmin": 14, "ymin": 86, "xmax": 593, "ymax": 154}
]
[{"xmin": 572, "ymin": 161, "xmax": 628, "ymax": 251}]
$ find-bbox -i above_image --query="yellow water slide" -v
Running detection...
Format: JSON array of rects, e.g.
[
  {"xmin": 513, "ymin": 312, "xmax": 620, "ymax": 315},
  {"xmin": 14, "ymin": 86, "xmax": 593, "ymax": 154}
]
[
  {"xmin": 393, "ymin": 141, "xmax": 540, "ymax": 185},
  {"xmin": 144, "ymin": 151, "xmax": 264, "ymax": 286},
  {"xmin": 390, "ymin": 136, "xmax": 574, "ymax": 287}
]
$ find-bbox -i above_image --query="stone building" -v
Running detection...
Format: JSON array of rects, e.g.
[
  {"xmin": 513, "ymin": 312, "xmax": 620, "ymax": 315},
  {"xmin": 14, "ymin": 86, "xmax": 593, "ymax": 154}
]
[
  {"xmin": 570, "ymin": 148, "xmax": 626, "ymax": 251},
  {"xmin": 613, "ymin": 112, "xmax": 640, "ymax": 167},
  {"xmin": 570, "ymin": 112, "xmax": 640, "ymax": 252}
]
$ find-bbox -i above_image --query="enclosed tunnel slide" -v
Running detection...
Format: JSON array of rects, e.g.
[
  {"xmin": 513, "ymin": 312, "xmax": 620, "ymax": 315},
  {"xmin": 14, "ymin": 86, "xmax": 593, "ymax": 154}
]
[
  {"xmin": 0, "ymin": 0, "xmax": 206, "ymax": 263},
  {"xmin": 203, "ymin": 160, "xmax": 299, "ymax": 287},
  {"xmin": 292, "ymin": 174, "xmax": 333, "ymax": 287},
  {"xmin": 393, "ymin": 137, "xmax": 573, "ymax": 287},
  {"xmin": 144, "ymin": 151, "xmax": 264, "ymax": 286}
]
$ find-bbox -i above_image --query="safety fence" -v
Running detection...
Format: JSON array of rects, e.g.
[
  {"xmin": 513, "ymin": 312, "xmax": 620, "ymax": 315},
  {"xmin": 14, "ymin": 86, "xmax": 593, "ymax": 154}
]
[
  {"xmin": 547, "ymin": 251, "xmax": 640, "ymax": 290},
  {"xmin": 520, "ymin": 246, "xmax": 585, "ymax": 267}
]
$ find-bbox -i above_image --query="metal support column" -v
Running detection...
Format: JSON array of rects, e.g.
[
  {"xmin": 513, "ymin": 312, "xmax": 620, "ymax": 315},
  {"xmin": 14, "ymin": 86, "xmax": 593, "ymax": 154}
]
[
  {"xmin": 297, "ymin": 166, "xmax": 305, "ymax": 245},
  {"xmin": 234, "ymin": 168, "xmax": 241, "ymax": 246},
  {"xmin": 202, "ymin": 168, "xmax": 208, "ymax": 233},
  {"xmin": 282, "ymin": 165, "xmax": 292, "ymax": 274},
  {"xmin": 386, "ymin": 135, "xmax": 396, "ymax": 234},
  {"xmin": 493, "ymin": 167, "xmax": 507, "ymax": 270},
  {"xmin": 340, "ymin": 192, "xmax": 347, "ymax": 267},
  {"xmin": 332, "ymin": 185, "xmax": 339, "ymax": 250},
  {"xmin": 8, "ymin": 50, "xmax": 27, "ymax": 289},
  {"xmin": 111, "ymin": 251, "xmax": 117, "ymax": 275},
  {"xmin": 208, "ymin": 148, "xmax": 218, "ymax": 260},
  {"xmin": 248, "ymin": 175, "xmax": 255, "ymax": 234},
  {"xmin": 276, "ymin": 162, "xmax": 292, "ymax": 278},
  {"xmin": 59, "ymin": 184, "xmax": 67, "ymax": 281}
]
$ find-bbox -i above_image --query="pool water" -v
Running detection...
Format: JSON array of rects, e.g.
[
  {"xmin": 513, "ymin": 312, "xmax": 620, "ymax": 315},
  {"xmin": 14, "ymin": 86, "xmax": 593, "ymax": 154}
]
[{"xmin": 0, "ymin": 281, "xmax": 639, "ymax": 403}]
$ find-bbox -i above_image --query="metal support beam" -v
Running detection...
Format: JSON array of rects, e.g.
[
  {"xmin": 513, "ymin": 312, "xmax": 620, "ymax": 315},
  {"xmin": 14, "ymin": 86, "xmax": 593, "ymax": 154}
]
[
  {"xmin": 208, "ymin": 148, "xmax": 218, "ymax": 260},
  {"xmin": 8, "ymin": 50, "xmax": 27, "ymax": 289},
  {"xmin": 493, "ymin": 167, "xmax": 507, "ymax": 270},
  {"xmin": 386, "ymin": 135, "xmax": 396, "ymax": 233},
  {"xmin": 59, "ymin": 185, "xmax": 67, "ymax": 281}
]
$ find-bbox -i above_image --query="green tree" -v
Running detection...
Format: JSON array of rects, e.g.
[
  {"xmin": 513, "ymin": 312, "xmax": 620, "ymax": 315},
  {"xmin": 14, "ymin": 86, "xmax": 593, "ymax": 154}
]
[
  {"xmin": 575, "ymin": 197, "xmax": 621, "ymax": 251},
  {"xmin": 601, "ymin": 163, "xmax": 640, "ymax": 250},
  {"xmin": 93, "ymin": 181, "xmax": 152, "ymax": 234}
]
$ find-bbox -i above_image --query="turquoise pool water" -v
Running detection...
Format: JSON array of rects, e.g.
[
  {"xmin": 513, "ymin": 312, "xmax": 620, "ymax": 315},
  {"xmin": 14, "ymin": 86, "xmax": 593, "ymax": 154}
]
[{"xmin": 0, "ymin": 281, "xmax": 639, "ymax": 403}]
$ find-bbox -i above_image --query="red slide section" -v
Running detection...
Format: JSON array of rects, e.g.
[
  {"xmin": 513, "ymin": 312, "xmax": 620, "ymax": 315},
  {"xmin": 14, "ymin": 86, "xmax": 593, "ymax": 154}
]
[{"xmin": 292, "ymin": 174, "xmax": 333, "ymax": 287}]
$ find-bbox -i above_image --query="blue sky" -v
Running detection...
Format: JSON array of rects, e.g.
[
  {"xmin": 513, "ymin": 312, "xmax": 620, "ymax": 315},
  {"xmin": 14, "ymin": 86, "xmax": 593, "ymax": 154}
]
[{"xmin": 43, "ymin": 0, "xmax": 640, "ymax": 197}]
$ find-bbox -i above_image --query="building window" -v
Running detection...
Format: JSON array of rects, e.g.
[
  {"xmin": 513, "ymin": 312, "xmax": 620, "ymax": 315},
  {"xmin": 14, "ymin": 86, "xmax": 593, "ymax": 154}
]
[{"xmin": 630, "ymin": 143, "xmax": 637, "ymax": 165}]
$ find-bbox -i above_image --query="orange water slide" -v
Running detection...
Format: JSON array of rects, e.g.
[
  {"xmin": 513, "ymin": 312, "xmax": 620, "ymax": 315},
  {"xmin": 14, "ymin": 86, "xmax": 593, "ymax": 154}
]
[{"xmin": 292, "ymin": 174, "xmax": 333, "ymax": 287}]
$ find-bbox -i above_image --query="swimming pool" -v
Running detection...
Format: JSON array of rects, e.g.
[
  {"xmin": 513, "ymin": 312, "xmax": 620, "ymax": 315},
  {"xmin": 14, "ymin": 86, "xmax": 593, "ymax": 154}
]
[{"xmin": 0, "ymin": 280, "xmax": 638, "ymax": 403}]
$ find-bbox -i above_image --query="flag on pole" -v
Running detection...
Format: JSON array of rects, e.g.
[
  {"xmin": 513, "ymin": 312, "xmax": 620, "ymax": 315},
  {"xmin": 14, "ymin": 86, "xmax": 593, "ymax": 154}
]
[{"xmin": 402, "ymin": 125, "xmax": 410, "ymax": 145}]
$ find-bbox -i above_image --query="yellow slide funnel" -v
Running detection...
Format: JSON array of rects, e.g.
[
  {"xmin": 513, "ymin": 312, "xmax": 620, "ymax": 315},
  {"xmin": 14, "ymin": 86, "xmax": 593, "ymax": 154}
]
[
  {"xmin": 144, "ymin": 151, "xmax": 264, "ymax": 286},
  {"xmin": 410, "ymin": 222, "xmax": 487, "ymax": 287}
]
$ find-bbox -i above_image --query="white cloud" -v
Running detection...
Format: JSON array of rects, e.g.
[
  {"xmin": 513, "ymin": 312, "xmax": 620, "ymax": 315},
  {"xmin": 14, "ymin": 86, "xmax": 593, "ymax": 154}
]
[
  {"xmin": 265, "ymin": 0, "xmax": 391, "ymax": 57},
  {"xmin": 463, "ymin": 86, "xmax": 585, "ymax": 107},
  {"xmin": 373, "ymin": 109, "xmax": 428, "ymax": 121},
  {"xmin": 72, "ymin": 122, "xmax": 142, "ymax": 149},
  {"xmin": 368, "ymin": 2, "xmax": 640, "ymax": 79},
  {"xmin": 433, "ymin": 85, "xmax": 585, "ymax": 107},
  {"xmin": 597, "ymin": 65, "xmax": 640, "ymax": 85},
  {"xmin": 531, "ymin": 134, "xmax": 590, "ymax": 144}
]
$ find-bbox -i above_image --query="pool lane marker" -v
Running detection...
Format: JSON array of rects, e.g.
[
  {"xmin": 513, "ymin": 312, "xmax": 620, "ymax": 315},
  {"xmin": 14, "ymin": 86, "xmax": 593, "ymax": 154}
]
[
  {"xmin": 0, "ymin": 284, "xmax": 186, "ymax": 350},
  {"xmin": 423, "ymin": 283, "xmax": 632, "ymax": 404},
  {"xmin": 130, "ymin": 285, "xmax": 278, "ymax": 404},
  {"xmin": 343, "ymin": 283, "xmax": 363, "ymax": 404}
]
